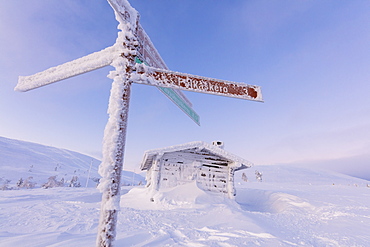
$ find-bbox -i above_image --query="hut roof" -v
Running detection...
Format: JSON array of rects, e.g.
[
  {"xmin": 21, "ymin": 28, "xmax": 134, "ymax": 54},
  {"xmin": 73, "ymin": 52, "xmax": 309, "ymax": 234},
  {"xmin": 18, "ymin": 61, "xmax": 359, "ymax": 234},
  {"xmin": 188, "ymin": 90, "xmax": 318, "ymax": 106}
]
[{"xmin": 140, "ymin": 141, "xmax": 253, "ymax": 171}]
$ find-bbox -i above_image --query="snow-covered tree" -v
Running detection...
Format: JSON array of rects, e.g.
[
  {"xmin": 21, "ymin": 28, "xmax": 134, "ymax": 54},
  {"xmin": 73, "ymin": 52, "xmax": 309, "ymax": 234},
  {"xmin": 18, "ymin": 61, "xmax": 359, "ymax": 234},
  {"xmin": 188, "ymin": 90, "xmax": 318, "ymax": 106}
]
[
  {"xmin": 69, "ymin": 176, "xmax": 81, "ymax": 187},
  {"xmin": 91, "ymin": 177, "xmax": 100, "ymax": 187},
  {"xmin": 22, "ymin": 177, "xmax": 36, "ymax": 189},
  {"xmin": 0, "ymin": 178, "xmax": 12, "ymax": 190},
  {"xmin": 16, "ymin": 178, "xmax": 24, "ymax": 188},
  {"xmin": 255, "ymin": 170, "xmax": 263, "ymax": 182},
  {"xmin": 242, "ymin": 173, "xmax": 248, "ymax": 182},
  {"xmin": 42, "ymin": 176, "xmax": 64, "ymax": 189}
]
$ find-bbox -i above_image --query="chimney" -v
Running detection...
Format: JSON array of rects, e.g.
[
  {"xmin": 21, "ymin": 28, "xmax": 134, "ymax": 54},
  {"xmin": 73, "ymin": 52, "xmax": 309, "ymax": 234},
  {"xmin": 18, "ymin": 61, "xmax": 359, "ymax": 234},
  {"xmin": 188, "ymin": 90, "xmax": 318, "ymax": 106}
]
[{"xmin": 212, "ymin": 141, "xmax": 224, "ymax": 149}]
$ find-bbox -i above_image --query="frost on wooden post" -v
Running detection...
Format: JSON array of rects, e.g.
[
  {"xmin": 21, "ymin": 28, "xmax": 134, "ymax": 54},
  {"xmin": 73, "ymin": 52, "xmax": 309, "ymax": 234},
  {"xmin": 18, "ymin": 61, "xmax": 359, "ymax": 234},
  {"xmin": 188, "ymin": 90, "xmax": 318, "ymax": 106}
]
[
  {"xmin": 15, "ymin": 46, "xmax": 117, "ymax": 92},
  {"xmin": 96, "ymin": 18, "xmax": 137, "ymax": 246}
]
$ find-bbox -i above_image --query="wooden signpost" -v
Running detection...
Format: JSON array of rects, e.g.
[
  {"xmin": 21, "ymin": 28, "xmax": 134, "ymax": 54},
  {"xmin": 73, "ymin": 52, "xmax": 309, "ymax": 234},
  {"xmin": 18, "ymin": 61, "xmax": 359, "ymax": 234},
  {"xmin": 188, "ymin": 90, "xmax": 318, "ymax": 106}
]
[
  {"xmin": 15, "ymin": 0, "xmax": 263, "ymax": 246},
  {"xmin": 133, "ymin": 65, "xmax": 262, "ymax": 101}
]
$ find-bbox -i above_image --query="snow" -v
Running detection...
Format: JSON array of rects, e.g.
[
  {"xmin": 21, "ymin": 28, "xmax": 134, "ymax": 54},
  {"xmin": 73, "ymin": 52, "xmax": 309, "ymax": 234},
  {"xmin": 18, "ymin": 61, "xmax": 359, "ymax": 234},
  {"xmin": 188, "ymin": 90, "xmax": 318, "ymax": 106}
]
[
  {"xmin": 1, "ymin": 138, "xmax": 369, "ymax": 246},
  {"xmin": 140, "ymin": 141, "xmax": 253, "ymax": 199},
  {"xmin": 96, "ymin": 1, "xmax": 140, "ymax": 244},
  {"xmin": 131, "ymin": 64, "xmax": 264, "ymax": 102},
  {"xmin": 0, "ymin": 136, "xmax": 100, "ymax": 189},
  {"xmin": 0, "ymin": 136, "xmax": 145, "ymax": 189},
  {"xmin": 7, "ymin": 0, "xmax": 369, "ymax": 245},
  {"xmin": 13, "ymin": 0, "xmax": 140, "ymax": 93},
  {"xmin": 141, "ymin": 141, "xmax": 253, "ymax": 170},
  {"xmin": 107, "ymin": 0, "xmax": 138, "ymax": 27},
  {"xmin": 97, "ymin": 0, "xmax": 137, "ymax": 202},
  {"xmin": 15, "ymin": 46, "xmax": 117, "ymax": 92}
]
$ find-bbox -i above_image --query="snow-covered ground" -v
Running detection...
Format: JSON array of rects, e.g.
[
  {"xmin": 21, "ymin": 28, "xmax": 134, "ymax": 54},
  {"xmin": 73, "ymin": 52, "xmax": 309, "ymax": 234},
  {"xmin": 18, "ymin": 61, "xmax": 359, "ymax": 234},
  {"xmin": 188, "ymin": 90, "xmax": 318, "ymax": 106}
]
[{"xmin": 1, "ymin": 137, "xmax": 369, "ymax": 246}]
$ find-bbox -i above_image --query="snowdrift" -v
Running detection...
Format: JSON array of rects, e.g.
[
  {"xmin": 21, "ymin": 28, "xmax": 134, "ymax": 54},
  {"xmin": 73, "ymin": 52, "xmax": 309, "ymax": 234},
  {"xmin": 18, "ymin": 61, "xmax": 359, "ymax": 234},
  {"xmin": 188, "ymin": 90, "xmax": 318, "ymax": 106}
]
[{"xmin": 121, "ymin": 181, "xmax": 230, "ymax": 211}]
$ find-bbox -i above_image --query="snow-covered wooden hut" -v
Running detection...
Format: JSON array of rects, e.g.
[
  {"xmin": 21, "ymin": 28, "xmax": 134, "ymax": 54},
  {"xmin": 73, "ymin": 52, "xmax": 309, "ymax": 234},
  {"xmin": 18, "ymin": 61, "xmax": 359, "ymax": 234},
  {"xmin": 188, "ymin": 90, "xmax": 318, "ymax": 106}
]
[{"xmin": 140, "ymin": 141, "xmax": 253, "ymax": 198}]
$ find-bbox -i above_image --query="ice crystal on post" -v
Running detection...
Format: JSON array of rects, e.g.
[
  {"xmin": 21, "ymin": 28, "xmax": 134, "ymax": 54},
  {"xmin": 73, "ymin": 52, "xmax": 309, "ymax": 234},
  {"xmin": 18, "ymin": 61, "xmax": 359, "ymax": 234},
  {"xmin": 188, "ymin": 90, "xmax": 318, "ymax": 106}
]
[{"xmin": 96, "ymin": 5, "xmax": 139, "ymax": 245}]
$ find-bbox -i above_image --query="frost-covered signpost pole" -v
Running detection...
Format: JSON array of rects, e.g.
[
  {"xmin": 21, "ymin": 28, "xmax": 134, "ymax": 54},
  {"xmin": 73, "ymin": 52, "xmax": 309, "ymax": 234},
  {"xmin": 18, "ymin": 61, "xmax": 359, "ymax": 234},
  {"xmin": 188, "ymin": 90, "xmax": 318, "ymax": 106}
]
[
  {"xmin": 15, "ymin": 0, "xmax": 263, "ymax": 246},
  {"xmin": 96, "ymin": 9, "xmax": 138, "ymax": 245}
]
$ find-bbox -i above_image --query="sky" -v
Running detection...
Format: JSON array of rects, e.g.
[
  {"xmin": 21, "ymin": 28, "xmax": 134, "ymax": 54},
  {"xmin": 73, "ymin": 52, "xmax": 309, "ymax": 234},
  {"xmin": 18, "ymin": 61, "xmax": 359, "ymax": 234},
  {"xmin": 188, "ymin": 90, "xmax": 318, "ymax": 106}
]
[{"xmin": 1, "ymin": 0, "xmax": 370, "ymax": 179}]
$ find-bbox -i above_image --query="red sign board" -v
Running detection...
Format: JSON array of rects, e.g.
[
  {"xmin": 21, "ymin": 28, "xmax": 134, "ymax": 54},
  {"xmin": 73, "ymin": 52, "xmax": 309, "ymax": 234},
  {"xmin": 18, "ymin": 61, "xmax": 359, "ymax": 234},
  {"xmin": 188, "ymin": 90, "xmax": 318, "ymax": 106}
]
[{"xmin": 134, "ymin": 67, "xmax": 263, "ymax": 102}]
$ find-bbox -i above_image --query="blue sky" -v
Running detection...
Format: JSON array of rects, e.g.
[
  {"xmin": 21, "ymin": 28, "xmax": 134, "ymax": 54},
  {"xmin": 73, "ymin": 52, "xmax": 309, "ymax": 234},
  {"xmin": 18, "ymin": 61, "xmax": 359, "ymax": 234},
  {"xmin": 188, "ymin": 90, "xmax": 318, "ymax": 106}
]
[{"xmin": 1, "ymin": 1, "xmax": 370, "ymax": 179}]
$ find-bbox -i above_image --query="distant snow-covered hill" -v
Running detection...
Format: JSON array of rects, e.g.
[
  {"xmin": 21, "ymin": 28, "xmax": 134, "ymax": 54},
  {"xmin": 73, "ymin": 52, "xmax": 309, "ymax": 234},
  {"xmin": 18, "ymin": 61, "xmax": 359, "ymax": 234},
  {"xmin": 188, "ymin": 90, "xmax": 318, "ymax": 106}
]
[{"xmin": 0, "ymin": 136, "xmax": 144, "ymax": 189}]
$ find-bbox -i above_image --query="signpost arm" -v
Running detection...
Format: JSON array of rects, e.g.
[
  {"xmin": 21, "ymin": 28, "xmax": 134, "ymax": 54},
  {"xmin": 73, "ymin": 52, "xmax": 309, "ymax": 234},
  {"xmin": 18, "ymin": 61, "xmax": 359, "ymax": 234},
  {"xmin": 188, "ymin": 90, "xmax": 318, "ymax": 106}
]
[
  {"xmin": 15, "ymin": 46, "xmax": 116, "ymax": 92},
  {"xmin": 132, "ymin": 65, "xmax": 263, "ymax": 102}
]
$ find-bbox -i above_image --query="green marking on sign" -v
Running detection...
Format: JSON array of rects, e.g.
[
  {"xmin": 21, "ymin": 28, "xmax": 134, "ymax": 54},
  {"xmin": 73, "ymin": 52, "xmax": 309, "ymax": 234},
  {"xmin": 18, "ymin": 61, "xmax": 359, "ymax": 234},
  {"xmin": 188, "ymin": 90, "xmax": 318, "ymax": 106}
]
[
  {"xmin": 135, "ymin": 57, "xmax": 146, "ymax": 65},
  {"xmin": 135, "ymin": 56, "xmax": 200, "ymax": 125},
  {"xmin": 158, "ymin": 87, "xmax": 200, "ymax": 126}
]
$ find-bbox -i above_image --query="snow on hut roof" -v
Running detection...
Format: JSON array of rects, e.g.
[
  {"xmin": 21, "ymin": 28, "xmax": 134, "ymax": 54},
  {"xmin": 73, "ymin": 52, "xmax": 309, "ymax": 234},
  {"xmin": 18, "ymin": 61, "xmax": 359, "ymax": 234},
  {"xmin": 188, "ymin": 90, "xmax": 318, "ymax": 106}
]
[{"xmin": 140, "ymin": 141, "xmax": 253, "ymax": 171}]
